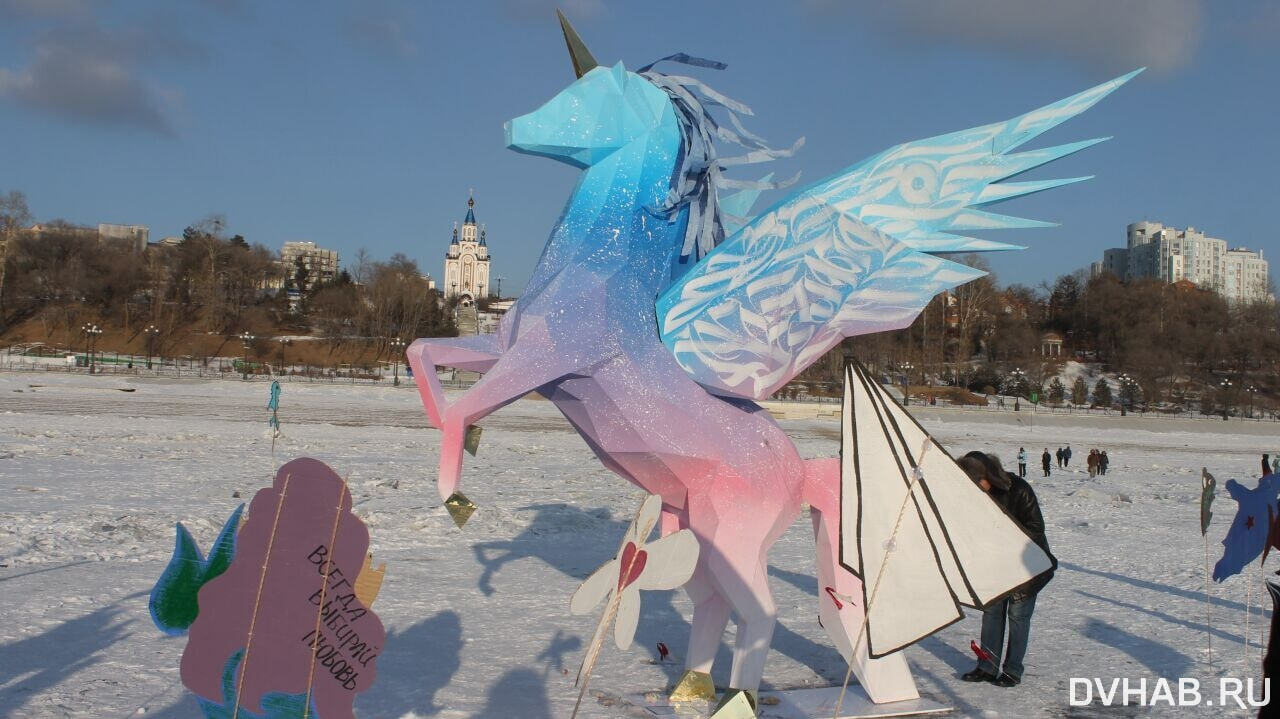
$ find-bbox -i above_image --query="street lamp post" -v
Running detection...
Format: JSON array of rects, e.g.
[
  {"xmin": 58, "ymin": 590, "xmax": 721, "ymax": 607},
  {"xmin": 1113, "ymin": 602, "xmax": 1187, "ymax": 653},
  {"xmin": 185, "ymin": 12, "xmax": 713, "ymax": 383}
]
[
  {"xmin": 81, "ymin": 324, "xmax": 102, "ymax": 373},
  {"xmin": 239, "ymin": 331, "xmax": 255, "ymax": 379},
  {"xmin": 144, "ymin": 325, "xmax": 159, "ymax": 369},
  {"xmin": 1117, "ymin": 372, "xmax": 1140, "ymax": 413},
  {"xmin": 91, "ymin": 326, "xmax": 101, "ymax": 373},
  {"xmin": 1006, "ymin": 366, "xmax": 1027, "ymax": 410},
  {"xmin": 1247, "ymin": 384, "xmax": 1258, "ymax": 418},
  {"xmin": 277, "ymin": 337, "xmax": 288, "ymax": 376},
  {"xmin": 390, "ymin": 337, "xmax": 406, "ymax": 386},
  {"xmin": 1220, "ymin": 378, "xmax": 1233, "ymax": 419},
  {"xmin": 900, "ymin": 361, "xmax": 914, "ymax": 405}
]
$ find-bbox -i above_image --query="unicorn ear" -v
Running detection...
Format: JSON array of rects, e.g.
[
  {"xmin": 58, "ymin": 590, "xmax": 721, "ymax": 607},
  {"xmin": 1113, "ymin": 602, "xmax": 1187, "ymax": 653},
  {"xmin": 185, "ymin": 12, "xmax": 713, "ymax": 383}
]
[{"xmin": 611, "ymin": 61, "xmax": 628, "ymax": 88}]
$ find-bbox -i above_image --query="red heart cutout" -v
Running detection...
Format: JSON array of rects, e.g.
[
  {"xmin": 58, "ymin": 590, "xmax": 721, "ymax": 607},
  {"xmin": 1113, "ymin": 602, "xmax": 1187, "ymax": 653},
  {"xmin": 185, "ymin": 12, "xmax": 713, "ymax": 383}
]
[{"xmin": 618, "ymin": 541, "xmax": 648, "ymax": 590}]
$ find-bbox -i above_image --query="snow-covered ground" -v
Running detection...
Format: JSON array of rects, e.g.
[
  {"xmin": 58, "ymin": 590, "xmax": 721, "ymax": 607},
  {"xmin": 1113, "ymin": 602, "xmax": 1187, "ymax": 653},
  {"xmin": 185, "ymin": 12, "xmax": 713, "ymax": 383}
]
[{"xmin": 0, "ymin": 371, "xmax": 1275, "ymax": 718}]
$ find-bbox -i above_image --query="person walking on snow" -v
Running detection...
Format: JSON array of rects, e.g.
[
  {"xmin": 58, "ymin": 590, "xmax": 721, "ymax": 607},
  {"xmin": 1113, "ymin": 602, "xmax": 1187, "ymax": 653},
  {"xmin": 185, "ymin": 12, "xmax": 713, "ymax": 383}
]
[
  {"xmin": 1063, "ymin": 445, "xmax": 1073, "ymax": 468},
  {"xmin": 1041, "ymin": 449, "xmax": 1052, "ymax": 477},
  {"xmin": 1055, "ymin": 447, "xmax": 1064, "ymax": 468},
  {"xmin": 958, "ymin": 452, "xmax": 1056, "ymax": 688},
  {"xmin": 1017, "ymin": 447, "xmax": 1028, "ymax": 478},
  {"xmin": 1099, "ymin": 450, "xmax": 1109, "ymax": 476},
  {"xmin": 1087, "ymin": 450, "xmax": 1098, "ymax": 478}
]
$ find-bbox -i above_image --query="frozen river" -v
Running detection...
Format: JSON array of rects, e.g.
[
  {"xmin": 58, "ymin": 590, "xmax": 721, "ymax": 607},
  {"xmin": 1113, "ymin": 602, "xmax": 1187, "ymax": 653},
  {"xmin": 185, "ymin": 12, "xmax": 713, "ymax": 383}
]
[{"xmin": 1, "ymin": 371, "xmax": 1275, "ymax": 717}]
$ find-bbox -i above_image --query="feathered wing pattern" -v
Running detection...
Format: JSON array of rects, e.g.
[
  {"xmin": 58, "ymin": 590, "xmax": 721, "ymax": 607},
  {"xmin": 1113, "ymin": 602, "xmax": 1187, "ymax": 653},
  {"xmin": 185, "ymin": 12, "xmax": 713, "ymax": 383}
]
[
  {"xmin": 819, "ymin": 69, "xmax": 1141, "ymax": 253},
  {"xmin": 657, "ymin": 70, "xmax": 1140, "ymax": 400}
]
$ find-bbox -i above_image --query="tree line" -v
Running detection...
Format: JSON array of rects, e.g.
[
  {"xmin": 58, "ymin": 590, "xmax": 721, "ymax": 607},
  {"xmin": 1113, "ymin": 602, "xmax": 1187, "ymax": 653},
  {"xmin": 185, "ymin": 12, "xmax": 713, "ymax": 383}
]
[
  {"xmin": 3, "ymin": 189, "xmax": 1276, "ymax": 409},
  {"xmin": 0, "ymin": 192, "xmax": 455, "ymax": 359},
  {"xmin": 812, "ymin": 256, "xmax": 1279, "ymax": 412}
]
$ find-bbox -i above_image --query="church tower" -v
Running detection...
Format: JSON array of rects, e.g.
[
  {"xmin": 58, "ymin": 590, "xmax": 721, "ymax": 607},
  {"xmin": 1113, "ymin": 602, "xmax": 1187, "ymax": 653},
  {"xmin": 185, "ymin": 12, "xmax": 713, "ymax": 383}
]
[{"xmin": 443, "ymin": 193, "xmax": 491, "ymax": 303}]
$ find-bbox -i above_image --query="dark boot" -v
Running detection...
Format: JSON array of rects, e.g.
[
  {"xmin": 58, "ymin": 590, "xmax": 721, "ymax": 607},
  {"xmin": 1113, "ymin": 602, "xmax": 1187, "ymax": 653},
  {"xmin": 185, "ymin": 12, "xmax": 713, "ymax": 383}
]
[
  {"xmin": 992, "ymin": 673, "xmax": 1021, "ymax": 687},
  {"xmin": 961, "ymin": 668, "xmax": 996, "ymax": 682}
]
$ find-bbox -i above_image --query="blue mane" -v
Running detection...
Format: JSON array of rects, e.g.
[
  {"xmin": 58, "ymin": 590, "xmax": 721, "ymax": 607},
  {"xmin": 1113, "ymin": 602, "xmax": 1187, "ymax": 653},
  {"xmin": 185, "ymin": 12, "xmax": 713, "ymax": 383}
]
[{"xmin": 638, "ymin": 56, "xmax": 801, "ymax": 266}]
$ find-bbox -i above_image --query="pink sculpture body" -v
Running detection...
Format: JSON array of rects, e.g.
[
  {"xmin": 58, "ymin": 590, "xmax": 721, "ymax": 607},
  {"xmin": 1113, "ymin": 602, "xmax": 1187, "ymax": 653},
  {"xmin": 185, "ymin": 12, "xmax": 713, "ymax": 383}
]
[
  {"xmin": 409, "ymin": 16, "xmax": 1131, "ymax": 704},
  {"xmin": 405, "ymin": 58, "xmax": 917, "ymax": 702}
]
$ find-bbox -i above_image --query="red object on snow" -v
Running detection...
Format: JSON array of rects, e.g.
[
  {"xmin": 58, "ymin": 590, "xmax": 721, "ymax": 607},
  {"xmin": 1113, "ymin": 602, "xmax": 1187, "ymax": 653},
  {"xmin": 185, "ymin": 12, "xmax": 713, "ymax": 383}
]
[
  {"xmin": 970, "ymin": 640, "xmax": 996, "ymax": 664},
  {"xmin": 657, "ymin": 642, "xmax": 669, "ymax": 662}
]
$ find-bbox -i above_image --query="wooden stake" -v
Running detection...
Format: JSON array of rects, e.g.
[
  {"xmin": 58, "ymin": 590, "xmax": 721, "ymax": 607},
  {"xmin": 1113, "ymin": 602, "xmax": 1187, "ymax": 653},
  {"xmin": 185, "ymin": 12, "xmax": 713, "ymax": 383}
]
[
  {"xmin": 302, "ymin": 477, "xmax": 349, "ymax": 718},
  {"xmin": 571, "ymin": 495, "xmax": 659, "ymax": 719},
  {"xmin": 1246, "ymin": 573, "xmax": 1253, "ymax": 671},
  {"xmin": 1205, "ymin": 534, "xmax": 1213, "ymax": 670},
  {"xmin": 232, "ymin": 474, "xmax": 292, "ymax": 719}
]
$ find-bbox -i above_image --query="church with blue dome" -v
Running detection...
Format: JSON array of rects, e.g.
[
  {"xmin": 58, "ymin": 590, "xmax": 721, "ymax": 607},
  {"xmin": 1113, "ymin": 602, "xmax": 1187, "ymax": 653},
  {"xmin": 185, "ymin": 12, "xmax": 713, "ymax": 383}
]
[{"xmin": 443, "ymin": 193, "xmax": 491, "ymax": 305}]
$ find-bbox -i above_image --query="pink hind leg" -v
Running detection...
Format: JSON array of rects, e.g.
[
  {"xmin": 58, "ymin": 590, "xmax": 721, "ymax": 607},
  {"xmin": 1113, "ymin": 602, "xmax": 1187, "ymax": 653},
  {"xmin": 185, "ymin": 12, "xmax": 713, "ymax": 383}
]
[
  {"xmin": 723, "ymin": 556, "xmax": 777, "ymax": 692},
  {"xmin": 686, "ymin": 500, "xmax": 778, "ymax": 692},
  {"xmin": 806, "ymin": 458, "xmax": 919, "ymax": 703},
  {"xmin": 683, "ymin": 563, "xmax": 733, "ymax": 674}
]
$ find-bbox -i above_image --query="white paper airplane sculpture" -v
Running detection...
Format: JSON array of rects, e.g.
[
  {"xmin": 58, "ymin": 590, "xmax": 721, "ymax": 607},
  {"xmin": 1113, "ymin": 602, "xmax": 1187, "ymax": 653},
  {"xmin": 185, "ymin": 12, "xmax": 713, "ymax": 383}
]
[{"xmin": 840, "ymin": 360, "xmax": 1053, "ymax": 658}]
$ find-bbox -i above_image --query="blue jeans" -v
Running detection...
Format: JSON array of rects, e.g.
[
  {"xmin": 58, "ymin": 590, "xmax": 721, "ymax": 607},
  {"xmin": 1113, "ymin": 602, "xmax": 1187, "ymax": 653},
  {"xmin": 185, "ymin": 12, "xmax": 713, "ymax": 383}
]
[{"xmin": 977, "ymin": 594, "xmax": 1037, "ymax": 680}]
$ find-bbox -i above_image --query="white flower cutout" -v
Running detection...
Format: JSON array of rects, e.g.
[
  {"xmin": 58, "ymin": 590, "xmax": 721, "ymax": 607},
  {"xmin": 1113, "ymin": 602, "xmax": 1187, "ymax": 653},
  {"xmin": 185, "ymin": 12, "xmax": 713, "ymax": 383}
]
[{"xmin": 570, "ymin": 494, "xmax": 699, "ymax": 650}]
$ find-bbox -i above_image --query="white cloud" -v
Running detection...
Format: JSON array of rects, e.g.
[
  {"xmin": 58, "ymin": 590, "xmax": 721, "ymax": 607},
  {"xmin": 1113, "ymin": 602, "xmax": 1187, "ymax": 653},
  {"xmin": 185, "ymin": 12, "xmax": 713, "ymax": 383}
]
[
  {"xmin": 346, "ymin": 5, "xmax": 419, "ymax": 61},
  {"xmin": 0, "ymin": 22, "xmax": 199, "ymax": 135},
  {"xmin": 815, "ymin": 0, "xmax": 1204, "ymax": 73},
  {"xmin": 501, "ymin": 0, "xmax": 604, "ymax": 23},
  {"xmin": 0, "ymin": 0, "xmax": 92, "ymax": 21}
]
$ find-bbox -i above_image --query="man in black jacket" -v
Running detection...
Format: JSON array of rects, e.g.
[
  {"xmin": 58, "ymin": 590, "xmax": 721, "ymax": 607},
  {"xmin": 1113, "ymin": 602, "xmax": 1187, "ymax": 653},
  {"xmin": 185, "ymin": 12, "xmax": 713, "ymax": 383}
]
[{"xmin": 958, "ymin": 451, "xmax": 1057, "ymax": 687}]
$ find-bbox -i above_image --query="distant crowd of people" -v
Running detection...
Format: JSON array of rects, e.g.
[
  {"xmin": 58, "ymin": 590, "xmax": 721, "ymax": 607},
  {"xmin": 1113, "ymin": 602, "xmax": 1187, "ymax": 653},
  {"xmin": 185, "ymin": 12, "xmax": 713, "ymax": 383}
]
[{"xmin": 1011, "ymin": 444, "xmax": 1108, "ymax": 478}]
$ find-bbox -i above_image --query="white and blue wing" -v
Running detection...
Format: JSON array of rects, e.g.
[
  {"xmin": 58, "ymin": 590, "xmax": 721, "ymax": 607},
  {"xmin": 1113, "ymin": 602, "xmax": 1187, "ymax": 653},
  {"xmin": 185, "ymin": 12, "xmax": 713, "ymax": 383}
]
[
  {"xmin": 658, "ymin": 199, "xmax": 982, "ymax": 399},
  {"xmin": 818, "ymin": 69, "xmax": 1141, "ymax": 253},
  {"xmin": 657, "ymin": 71, "xmax": 1140, "ymax": 400}
]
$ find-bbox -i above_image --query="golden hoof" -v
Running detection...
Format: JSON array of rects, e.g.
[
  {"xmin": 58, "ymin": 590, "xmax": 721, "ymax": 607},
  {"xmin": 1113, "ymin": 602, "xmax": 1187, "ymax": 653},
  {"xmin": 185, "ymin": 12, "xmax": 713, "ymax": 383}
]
[
  {"xmin": 444, "ymin": 491, "xmax": 477, "ymax": 528},
  {"xmin": 669, "ymin": 669, "xmax": 716, "ymax": 702}
]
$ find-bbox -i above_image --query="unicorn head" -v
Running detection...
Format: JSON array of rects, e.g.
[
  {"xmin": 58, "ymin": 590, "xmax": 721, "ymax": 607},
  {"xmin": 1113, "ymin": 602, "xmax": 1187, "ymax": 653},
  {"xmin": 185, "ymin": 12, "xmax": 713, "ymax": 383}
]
[
  {"xmin": 504, "ymin": 62, "xmax": 675, "ymax": 170},
  {"xmin": 504, "ymin": 12, "xmax": 796, "ymax": 271}
]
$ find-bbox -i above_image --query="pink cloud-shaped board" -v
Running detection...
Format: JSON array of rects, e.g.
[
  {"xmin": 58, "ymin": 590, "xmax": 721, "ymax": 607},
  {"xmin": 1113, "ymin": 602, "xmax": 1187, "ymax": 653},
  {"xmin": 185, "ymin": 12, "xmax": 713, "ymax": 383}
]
[{"xmin": 181, "ymin": 458, "xmax": 386, "ymax": 719}]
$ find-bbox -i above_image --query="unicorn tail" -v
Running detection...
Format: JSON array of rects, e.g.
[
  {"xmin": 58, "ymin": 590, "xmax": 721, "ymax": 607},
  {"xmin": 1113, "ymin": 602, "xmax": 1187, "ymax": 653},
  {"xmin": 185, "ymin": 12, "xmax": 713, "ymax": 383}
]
[{"xmin": 802, "ymin": 458, "xmax": 919, "ymax": 703}]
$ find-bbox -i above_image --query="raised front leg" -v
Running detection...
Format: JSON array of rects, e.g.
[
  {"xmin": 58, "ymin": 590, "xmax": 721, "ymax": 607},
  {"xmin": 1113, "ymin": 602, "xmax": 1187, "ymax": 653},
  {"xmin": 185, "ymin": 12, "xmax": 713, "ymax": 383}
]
[
  {"xmin": 434, "ymin": 340, "xmax": 604, "ymax": 503},
  {"xmin": 406, "ymin": 335, "xmax": 502, "ymax": 428}
]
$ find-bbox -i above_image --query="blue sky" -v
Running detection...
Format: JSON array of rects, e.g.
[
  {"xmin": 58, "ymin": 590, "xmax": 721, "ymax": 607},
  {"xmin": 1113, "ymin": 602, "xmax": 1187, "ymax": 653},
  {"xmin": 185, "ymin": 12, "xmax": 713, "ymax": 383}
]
[{"xmin": 1, "ymin": 0, "xmax": 1276, "ymax": 294}]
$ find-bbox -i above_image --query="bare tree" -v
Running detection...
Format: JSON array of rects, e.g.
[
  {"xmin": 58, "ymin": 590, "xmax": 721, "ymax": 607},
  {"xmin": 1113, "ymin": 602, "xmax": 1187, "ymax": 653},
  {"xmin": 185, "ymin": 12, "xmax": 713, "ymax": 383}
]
[
  {"xmin": 351, "ymin": 247, "xmax": 373, "ymax": 286},
  {"xmin": 0, "ymin": 190, "xmax": 33, "ymax": 324}
]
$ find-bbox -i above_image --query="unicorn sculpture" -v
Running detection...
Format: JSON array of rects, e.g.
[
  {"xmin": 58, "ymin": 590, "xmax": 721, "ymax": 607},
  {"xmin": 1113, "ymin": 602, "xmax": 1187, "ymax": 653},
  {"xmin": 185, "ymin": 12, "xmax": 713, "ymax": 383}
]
[{"xmin": 407, "ymin": 13, "xmax": 1136, "ymax": 709}]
